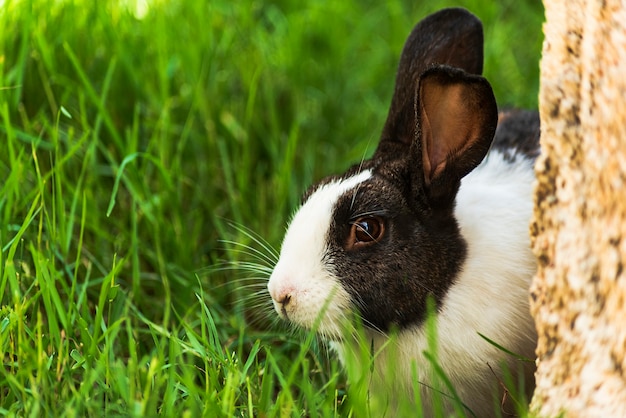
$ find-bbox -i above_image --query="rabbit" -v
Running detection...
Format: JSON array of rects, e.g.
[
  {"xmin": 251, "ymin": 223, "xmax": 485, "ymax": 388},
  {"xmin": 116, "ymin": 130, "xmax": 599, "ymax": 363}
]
[{"xmin": 267, "ymin": 7, "xmax": 539, "ymax": 417}]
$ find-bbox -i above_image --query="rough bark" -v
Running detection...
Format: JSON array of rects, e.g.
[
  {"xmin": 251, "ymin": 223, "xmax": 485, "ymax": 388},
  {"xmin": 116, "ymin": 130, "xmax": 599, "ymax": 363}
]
[{"xmin": 530, "ymin": 0, "xmax": 626, "ymax": 416}]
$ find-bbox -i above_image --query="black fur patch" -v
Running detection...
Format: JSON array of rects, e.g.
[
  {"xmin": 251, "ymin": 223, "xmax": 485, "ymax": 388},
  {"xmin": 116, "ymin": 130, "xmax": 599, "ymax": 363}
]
[
  {"xmin": 319, "ymin": 162, "xmax": 467, "ymax": 333},
  {"xmin": 492, "ymin": 110, "xmax": 541, "ymax": 161}
]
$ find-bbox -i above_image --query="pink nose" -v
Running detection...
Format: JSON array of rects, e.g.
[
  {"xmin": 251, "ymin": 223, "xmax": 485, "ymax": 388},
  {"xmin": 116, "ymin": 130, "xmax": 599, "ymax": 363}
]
[
  {"xmin": 268, "ymin": 279, "xmax": 295, "ymax": 316},
  {"xmin": 277, "ymin": 293, "xmax": 291, "ymax": 307},
  {"xmin": 269, "ymin": 285, "xmax": 293, "ymax": 305}
]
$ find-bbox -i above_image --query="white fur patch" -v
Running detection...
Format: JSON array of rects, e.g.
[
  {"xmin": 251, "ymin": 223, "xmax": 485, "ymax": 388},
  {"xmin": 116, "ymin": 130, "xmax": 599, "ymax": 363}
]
[{"xmin": 267, "ymin": 170, "xmax": 372, "ymax": 338}]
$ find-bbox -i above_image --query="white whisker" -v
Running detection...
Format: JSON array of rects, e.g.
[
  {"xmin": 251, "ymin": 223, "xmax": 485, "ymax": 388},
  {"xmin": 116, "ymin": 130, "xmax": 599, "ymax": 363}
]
[
  {"xmin": 217, "ymin": 241, "xmax": 276, "ymax": 267},
  {"xmin": 350, "ymin": 209, "xmax": 388, "ymax": 219},
  {"xmin": 226, "ymin": 221, "xmax": 280, "ymax": 262}
]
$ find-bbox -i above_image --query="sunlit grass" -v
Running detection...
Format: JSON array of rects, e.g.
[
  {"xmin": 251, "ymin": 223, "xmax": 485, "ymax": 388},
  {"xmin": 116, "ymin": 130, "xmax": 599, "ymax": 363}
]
[{"xmin": 0, "ymin": 0, "xmax": 543, "ymax": 415}]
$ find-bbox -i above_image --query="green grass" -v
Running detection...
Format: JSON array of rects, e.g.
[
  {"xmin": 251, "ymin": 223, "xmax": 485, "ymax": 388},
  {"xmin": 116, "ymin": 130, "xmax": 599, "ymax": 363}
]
[{"xmin": 0, "ymin": 0, "xmax": 543, "ymax": 416}]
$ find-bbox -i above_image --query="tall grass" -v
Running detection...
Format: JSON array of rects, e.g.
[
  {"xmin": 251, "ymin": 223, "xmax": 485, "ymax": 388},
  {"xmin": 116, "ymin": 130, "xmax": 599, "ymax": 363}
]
[{"xmin": 0, "ymin": 0, "xmax": 543, "ymax": 416}]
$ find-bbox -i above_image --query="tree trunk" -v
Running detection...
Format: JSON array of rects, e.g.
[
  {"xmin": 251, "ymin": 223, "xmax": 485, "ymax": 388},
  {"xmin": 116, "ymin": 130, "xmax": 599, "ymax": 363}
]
[{"xmin": 530, "ymin": 0, "xmax": 626, "ymax": 416}]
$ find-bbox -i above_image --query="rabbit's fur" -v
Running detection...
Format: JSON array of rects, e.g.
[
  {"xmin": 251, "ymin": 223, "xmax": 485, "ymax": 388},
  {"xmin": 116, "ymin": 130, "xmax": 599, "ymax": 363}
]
[{"xmin": 267, "ymin": 8, "xmax": 539, "ymax": 416}]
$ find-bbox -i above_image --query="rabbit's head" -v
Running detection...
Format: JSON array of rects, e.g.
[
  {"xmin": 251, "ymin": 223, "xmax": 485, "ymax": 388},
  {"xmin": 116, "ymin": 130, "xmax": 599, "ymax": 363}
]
[{"xmin": 267, "ymin": 8, "xmax": 498, "ymax": 337}]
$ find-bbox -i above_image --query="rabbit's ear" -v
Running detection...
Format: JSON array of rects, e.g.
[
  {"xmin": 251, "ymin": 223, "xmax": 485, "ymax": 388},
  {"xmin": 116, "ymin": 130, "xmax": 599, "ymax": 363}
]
[
  {"xmin": 416, "ymin": 66, "xmax": 497, "ymax": 206},
  {"xmin": 378, "ymin": 8, "xmax": 484, "ymax": 154}
]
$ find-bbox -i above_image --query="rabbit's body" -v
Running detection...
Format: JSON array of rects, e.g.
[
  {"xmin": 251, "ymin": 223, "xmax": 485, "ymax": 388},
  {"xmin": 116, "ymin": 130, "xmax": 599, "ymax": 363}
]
[
  {"xmin": 267, "ymin": 8, "xmax": 539, "ymax": 416},
  {"xmin": 356, "ymin": 140, "xmax": 537, "ymax": 415}
]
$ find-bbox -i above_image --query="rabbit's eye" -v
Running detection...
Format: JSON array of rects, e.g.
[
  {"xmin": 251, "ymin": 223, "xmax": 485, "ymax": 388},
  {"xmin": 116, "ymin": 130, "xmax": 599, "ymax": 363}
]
[{"xmin": 350, "ymin": 216, "xmax": 385, "ymax": 246}]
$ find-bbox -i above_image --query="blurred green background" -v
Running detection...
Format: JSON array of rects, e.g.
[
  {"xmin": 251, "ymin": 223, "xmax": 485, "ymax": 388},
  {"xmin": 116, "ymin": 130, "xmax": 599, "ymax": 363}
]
[{"xmin": 0, "ymin": 0, "xmax": 543, "ymax": 415}]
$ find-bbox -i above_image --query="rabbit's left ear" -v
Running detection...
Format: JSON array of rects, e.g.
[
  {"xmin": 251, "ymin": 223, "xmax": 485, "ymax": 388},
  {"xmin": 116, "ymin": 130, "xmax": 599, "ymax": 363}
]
[
  {"xmin": 416, "ymin": 66, "xmax": 497, "ymax": 206},
  {"xmin": 377, "ymin": 8, "xmax": 485, "ymax": 156}
]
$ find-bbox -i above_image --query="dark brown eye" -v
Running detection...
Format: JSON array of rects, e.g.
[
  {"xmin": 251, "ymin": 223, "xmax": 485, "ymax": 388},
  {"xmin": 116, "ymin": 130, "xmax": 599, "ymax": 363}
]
[{"xmin": 350, "ymin": 216, "xmax": 385, "ymax": 246}]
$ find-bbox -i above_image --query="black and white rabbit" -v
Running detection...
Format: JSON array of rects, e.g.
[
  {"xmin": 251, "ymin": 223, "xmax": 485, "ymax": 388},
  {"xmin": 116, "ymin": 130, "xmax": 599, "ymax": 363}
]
[{"xmin": 267, "ymin": 8, "xmax": 539, "ymax": 416}]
